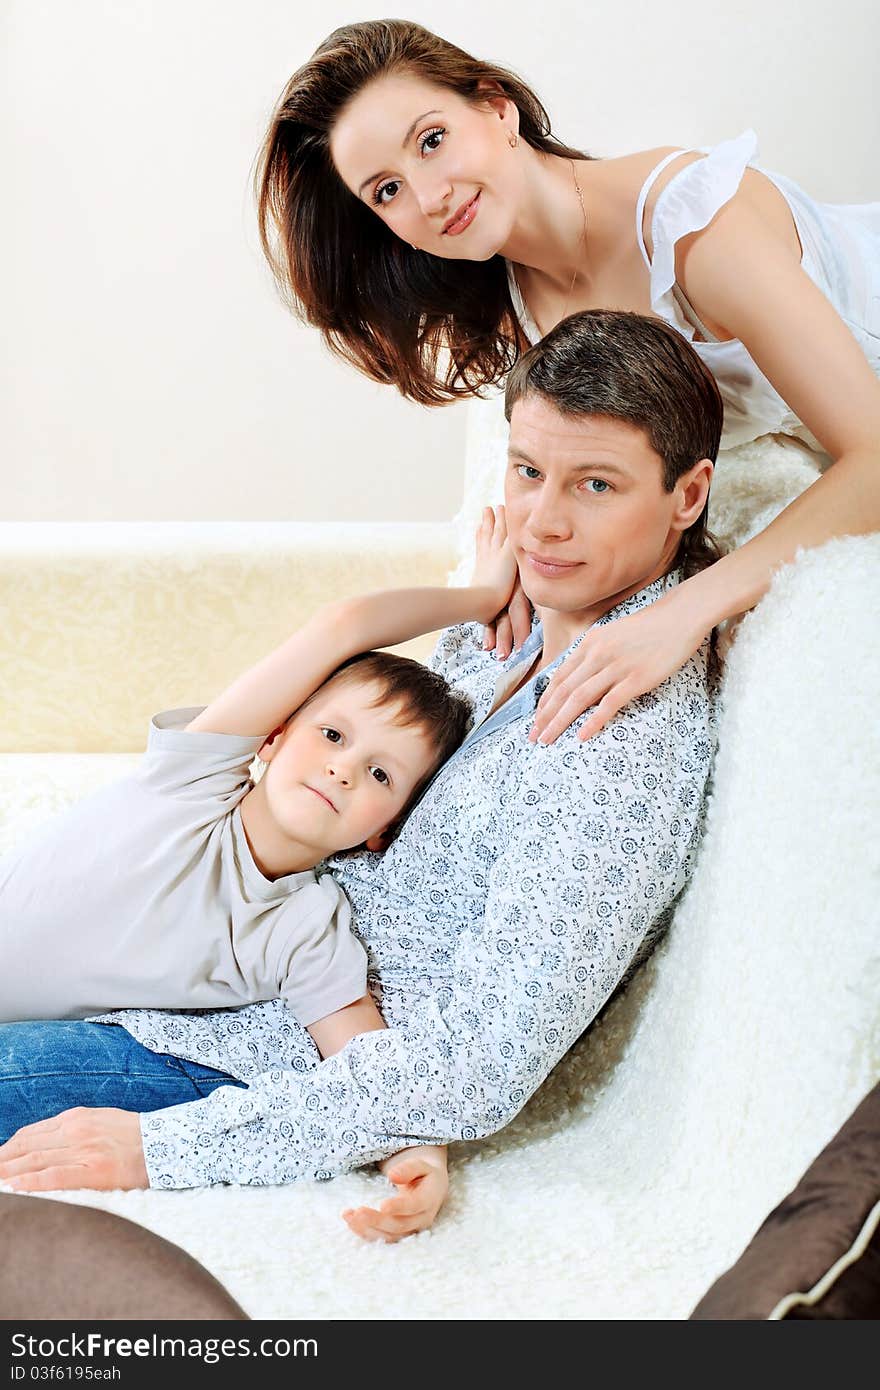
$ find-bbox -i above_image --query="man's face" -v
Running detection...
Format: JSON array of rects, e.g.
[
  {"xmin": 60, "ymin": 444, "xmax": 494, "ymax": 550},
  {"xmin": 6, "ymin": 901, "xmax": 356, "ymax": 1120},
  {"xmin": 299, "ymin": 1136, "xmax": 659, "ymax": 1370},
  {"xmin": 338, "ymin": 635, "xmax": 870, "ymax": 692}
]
[
  {"xmin": 260, "ymin": 679, "xmax": 436, "ymax": 856},
  {"xmin": 504, "ymin": 394, "xmax": 702, "ymax": 621}
]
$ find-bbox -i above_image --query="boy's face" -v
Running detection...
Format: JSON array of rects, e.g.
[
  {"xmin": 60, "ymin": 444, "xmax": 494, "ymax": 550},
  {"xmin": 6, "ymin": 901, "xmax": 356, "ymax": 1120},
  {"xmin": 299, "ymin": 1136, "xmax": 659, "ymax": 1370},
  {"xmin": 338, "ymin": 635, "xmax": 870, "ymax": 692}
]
[
  {"xmin": 504, "ymin": 394, "xmax": 711, "ymax": 620},
  {"xmin": 258, "ymin": 678, "xmax": 436, "ymax": 857}
]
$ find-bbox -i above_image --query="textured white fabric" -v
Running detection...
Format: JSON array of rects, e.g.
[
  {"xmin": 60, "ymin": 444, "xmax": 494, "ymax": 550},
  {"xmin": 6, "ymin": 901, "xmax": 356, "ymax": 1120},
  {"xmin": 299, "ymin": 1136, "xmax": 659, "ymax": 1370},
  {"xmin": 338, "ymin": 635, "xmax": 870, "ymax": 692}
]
[{"xmin": 0, "ymin": 709, "xmax": 365, "ymax": 1026}]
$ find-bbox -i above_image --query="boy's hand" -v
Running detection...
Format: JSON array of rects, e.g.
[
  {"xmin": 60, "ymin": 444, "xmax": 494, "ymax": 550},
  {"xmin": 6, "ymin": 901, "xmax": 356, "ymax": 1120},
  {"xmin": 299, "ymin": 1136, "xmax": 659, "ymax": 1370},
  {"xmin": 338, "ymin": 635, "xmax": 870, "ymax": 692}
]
[
  {"xmin": 471, "ymin": 506, "xmax": 519, "ymax": 618},
  {"xmin": 472, "ymin": 506, "xmax": 532, "ymax": 656},
  {"xmin": 342, "ymin": 1144, "xmax": 448, "ymax": 1243}
]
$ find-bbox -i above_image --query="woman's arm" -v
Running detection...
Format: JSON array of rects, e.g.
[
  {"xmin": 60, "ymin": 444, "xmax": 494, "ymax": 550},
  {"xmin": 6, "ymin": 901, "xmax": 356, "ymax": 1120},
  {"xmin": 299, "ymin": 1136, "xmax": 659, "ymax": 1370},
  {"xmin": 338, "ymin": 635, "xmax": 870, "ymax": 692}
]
[
  {"xmin": 530, "ymin": 196, "xmax": 880, "ymax": 744},
  {"xmin": 679, "ymin": 189, "xmax": 880, "ymax": 617}
]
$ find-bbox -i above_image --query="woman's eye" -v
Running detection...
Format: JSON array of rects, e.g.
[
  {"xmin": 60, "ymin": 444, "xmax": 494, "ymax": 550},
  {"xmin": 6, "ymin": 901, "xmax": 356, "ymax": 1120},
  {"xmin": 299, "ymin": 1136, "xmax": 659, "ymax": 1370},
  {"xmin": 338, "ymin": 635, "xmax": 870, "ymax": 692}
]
[
  {"xmin": 369, "ymin": 766, "xmax": 390, "ymax": 785},
  {"xmin": 418, "ymin": 127, "xmax": 446, "ymax": 155},
  {"xmin": 584, "ymin": 478, "xmax": 611, "ymax": 494},
  {"xmin": 321, "ymin": 727, "xmax": 342, "ymax": 743},
  {"xmin": 372, "ymin": 180, "xmax": 401, "ymax": 207},
  {"xmin": 516, "ymin": 464, "xmax": 542, "ymax": 481}
]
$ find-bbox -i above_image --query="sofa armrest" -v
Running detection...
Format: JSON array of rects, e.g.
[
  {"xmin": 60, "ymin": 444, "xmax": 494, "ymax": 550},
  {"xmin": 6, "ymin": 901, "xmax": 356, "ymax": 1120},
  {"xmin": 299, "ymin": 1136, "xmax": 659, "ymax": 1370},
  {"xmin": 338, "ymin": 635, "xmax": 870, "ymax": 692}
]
[{"xmin": 0, "ymin": 522, "xmax": 457, "ymax": 753}]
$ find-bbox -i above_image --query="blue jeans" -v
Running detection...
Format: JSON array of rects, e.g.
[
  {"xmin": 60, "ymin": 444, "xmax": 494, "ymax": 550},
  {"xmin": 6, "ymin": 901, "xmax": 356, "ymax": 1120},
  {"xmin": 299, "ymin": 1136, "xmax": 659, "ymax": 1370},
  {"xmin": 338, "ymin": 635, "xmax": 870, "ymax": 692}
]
[{"xmin": 0, "ymin": 1020, "xmax": 246, "ymax": 1144}]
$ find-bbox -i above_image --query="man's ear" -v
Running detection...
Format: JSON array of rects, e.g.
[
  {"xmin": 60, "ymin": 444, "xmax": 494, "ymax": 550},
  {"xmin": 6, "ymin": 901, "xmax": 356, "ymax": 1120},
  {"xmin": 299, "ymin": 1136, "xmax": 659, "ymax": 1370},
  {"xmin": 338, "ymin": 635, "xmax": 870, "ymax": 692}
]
[
  {"xmin": 257, "ymin": 723, "xmax": 287, "ymax": 762},
  {"xmin": 672, "ymin": 458, "xmax": 714, "ymax": 532}
]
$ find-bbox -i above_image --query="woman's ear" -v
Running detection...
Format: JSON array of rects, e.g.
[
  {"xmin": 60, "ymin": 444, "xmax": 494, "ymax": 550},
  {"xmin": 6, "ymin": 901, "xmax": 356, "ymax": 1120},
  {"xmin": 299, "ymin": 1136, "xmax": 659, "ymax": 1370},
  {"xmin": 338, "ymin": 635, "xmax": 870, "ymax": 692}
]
[{"xmin": 474, "ymin": 81, "xmax": 516, "ymax": 130}]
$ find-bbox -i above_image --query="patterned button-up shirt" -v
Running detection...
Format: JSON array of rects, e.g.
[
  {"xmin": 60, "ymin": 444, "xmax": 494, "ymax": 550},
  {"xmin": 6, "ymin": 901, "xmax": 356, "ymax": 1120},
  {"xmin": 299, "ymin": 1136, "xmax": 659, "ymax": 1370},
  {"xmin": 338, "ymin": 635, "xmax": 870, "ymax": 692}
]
[{"xmin": 113, "ymin": 572, "xmax": 715, "ymax": 1188}]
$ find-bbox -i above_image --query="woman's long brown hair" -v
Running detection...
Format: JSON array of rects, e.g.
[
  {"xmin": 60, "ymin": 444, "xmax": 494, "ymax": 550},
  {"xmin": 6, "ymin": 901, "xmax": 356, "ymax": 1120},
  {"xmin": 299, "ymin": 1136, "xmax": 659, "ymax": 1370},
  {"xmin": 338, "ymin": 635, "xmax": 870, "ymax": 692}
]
[{"xmin": 255, "ymin": 19, "xmax": 591, "ymax": 405}]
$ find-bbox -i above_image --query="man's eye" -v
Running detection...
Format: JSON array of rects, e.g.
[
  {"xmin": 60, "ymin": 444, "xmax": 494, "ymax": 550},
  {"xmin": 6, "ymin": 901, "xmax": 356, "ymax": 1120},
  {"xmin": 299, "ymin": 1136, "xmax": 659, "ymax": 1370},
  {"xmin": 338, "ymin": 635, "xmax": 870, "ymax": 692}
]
[
  {"xmin": 516, "ymin": 465, "xmax": 542, "ymax": 480},
  {"xmin": 584, "ymin": 479, "xmax": 611, "ymax": 494},
  {"xmin": 372, "ymin": 180, "xmax": 400, "ymax": 207},
  {"xmin": 418, "ymin": 127, "xmax": 446, "ymax": 155},
  {"xmin": 369, "ymin": 766, "xmax": 390, "ymax": 785},
  {"xmin": 321, "ymin": 727, "xmax": 342, "ymax": 743}
]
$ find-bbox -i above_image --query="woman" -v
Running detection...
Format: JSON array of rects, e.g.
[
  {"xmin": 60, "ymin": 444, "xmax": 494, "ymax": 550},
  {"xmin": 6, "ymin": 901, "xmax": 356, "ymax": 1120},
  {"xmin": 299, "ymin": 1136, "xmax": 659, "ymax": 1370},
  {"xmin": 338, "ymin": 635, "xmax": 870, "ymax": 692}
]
[{"xmin": 256, "ymin": 18, "xmax": 879, "ymax": 738}]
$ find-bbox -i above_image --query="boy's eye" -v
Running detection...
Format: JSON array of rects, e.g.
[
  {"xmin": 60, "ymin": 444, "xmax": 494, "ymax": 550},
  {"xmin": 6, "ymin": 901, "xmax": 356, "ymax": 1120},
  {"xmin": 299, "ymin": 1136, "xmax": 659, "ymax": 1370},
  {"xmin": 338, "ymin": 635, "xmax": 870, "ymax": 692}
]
[
  {"xmin": 321, "ymin": 727, "xmax": 342, "ymax": 743},
  {"xmin": 369, "ymin": 766, "xmax": 390, "ymax": 786}
]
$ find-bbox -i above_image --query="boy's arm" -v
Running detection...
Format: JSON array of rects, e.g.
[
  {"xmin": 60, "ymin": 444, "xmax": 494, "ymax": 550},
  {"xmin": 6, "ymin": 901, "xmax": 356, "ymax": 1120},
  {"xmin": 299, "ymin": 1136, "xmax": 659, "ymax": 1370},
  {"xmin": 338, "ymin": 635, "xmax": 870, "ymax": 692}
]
[
  {"xmin": 187, "ymin": 506, "xmax": 515, "ymax": 737},
  {"xmin": 306, "ymin": 992, "xmax": 386, "ymax": 1058},
  {"xmin": 343, "ymin": 1145, "xmax": 449, "ymax": 1242}
]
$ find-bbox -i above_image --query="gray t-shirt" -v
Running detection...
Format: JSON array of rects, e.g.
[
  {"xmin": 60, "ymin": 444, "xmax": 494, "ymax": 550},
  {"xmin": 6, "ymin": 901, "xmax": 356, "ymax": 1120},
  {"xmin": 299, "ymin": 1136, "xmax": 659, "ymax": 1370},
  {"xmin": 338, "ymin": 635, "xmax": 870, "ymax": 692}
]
[{"xmin": 0, "ymin": 709, "xmax": 367, "ymax": 1026}]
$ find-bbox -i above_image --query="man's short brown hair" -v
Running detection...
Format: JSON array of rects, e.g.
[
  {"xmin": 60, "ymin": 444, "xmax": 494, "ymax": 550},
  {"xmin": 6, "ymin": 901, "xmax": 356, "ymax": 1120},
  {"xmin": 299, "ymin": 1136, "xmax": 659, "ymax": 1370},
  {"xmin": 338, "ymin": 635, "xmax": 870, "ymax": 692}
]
[{"xmin": 504, "ymin": 309, "xmax": 725, "ymax": 577}]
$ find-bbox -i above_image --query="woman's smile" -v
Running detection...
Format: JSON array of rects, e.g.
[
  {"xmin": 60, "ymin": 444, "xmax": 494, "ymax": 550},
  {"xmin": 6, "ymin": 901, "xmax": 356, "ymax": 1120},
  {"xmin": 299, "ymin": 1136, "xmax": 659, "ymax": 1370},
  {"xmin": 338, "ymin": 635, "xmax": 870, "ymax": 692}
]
[{"xmin": 442, "ymin": 191, "xmax": 481, "ymax": 236}]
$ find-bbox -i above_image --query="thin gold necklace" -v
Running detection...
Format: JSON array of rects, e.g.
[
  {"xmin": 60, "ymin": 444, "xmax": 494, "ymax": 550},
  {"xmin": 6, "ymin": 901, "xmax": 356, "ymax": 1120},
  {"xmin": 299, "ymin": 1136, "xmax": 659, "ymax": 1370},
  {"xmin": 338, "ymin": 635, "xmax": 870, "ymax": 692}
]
[
  {"xmin": 559, "ymin": 158, "xmax": 588, "ymax": 323},
  {"xmin": 520, "ymin": 159, "xmax": 588, "ymax": 338}
]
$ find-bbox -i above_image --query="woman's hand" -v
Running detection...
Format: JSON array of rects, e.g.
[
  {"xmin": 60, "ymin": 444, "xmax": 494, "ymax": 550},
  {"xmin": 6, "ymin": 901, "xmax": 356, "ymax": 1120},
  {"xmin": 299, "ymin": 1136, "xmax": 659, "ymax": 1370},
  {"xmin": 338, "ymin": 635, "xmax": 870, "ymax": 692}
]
[
  {"xmin": 0, "ymin": 1108, "xmax": 149, "ymax": 1192},
  {"xmin": 529, "ymin": 586, "xmax": 711, "ymax": 744},
  {"xmin": 342, "ymin": 1144, "xmax": 448, "ymax": 1243},
  {"xmin": 471, "ymin": 506, "xmax": 533, "ymax": 657}
]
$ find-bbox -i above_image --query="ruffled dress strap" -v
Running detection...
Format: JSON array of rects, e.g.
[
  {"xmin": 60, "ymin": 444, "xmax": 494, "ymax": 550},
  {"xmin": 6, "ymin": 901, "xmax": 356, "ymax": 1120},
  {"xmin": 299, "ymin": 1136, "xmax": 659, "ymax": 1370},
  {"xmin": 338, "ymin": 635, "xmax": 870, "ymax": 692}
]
[{"xmin": 635, "ymin": 130, "xmax": 760, "ymax": 342}]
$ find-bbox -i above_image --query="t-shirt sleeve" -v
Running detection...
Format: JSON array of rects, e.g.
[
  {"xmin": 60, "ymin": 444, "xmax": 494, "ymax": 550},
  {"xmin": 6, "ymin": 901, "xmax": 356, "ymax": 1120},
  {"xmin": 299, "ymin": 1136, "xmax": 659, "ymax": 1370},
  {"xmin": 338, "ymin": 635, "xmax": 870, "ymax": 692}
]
[
  {"xmin": 274, "ymin": 873, "xmax": 368, "ymax": 1028},
  {"xmin": 138, "ymin": 708, "xmax": 266, "ymax": 804}
]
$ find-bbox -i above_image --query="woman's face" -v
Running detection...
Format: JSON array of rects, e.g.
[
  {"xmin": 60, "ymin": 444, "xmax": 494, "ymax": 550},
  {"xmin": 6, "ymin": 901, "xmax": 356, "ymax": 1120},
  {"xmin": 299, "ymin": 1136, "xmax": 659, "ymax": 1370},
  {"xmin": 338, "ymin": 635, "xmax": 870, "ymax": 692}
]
[{"xmin": 329, "ymin": 72, "xmax": 523, "ymax": 260}]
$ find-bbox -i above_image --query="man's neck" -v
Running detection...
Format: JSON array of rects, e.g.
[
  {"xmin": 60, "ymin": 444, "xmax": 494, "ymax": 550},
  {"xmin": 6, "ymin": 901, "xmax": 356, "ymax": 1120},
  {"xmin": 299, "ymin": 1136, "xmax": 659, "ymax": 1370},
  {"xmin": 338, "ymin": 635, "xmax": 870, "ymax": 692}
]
[{"xmin": 536, "ymin": 568, "xmax": 668, "ymax": 668}]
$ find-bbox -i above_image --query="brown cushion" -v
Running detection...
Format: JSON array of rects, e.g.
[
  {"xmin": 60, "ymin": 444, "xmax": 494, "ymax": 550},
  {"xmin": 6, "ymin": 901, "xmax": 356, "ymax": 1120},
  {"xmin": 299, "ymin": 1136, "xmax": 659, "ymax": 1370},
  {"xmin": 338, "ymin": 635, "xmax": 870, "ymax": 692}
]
[
  {"xmin": 690, "ymin": 1081, "xmax": 880, "ymax": 1319},
  {"xmin": 0, "ymin": 1192, "xmax": 248, "ymax": 1320}
]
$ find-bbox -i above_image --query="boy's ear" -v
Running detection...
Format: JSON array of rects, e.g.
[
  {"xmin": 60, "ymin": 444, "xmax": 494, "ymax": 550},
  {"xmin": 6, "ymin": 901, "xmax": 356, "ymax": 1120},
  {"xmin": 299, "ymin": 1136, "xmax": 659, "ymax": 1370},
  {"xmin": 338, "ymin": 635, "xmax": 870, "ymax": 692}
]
[
  {"xmin": 257, "ymin": 723, "xmax": 287, "ymax": 762},
  {"xmin": 364, "ymin": 823, "xmax": 396, "ymax": 854}
]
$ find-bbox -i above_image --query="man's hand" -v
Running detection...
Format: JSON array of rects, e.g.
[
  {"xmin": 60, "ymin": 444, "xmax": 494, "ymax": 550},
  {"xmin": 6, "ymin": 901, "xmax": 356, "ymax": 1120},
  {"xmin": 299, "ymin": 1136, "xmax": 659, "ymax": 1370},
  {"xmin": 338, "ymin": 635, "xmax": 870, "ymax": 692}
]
[
  {"xmin": 342, "ymin": 1145, "xmax": 448, "ymax": 1243},
  {"xmin": 0, "ymin": 1108, "xmax": 149, "ymax": 1192}
]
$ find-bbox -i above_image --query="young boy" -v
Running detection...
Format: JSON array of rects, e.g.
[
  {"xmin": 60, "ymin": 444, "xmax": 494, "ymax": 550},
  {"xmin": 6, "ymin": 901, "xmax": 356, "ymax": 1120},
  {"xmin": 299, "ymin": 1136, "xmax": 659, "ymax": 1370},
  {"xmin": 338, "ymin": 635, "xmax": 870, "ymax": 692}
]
[
  {"xmin": 0, "ymin": 545, "xmax": 522, "ymax": 1030},
  {"xmin": 0, "ymin": 528, "xmax": 518, "ymax": 1235}
]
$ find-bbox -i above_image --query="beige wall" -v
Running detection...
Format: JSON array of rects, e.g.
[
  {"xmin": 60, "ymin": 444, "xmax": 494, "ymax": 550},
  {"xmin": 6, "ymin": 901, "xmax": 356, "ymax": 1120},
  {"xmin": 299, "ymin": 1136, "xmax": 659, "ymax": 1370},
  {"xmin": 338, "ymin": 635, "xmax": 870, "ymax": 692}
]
[{"xmin": 4, "ymin": 0, "xmax": 877, "ymax": 523}]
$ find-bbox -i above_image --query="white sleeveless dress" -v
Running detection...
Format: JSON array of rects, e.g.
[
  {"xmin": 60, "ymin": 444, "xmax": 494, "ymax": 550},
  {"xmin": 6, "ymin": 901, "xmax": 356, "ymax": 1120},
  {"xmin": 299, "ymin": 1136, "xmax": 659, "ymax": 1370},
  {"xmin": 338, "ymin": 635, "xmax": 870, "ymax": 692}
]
[{"xmin": 506, "ymin": 129, "xmax": 880, "ymax": 453}]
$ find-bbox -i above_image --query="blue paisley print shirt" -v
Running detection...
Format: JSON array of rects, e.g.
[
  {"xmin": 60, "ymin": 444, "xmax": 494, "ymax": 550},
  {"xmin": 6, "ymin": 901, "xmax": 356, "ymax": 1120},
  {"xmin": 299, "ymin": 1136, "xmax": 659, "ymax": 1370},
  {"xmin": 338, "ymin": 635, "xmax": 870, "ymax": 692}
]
[{"xmin": 107, "ymin": 572, "xmax": 715, "ymax": 1189}]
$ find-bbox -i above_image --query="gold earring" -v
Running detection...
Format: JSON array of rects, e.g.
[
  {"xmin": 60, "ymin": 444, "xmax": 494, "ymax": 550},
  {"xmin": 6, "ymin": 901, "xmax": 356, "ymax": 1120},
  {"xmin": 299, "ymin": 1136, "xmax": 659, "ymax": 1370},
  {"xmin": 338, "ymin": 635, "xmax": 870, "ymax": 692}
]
[{"xmin": 508, "ymin": 131, "xmax": 519, "ymax": 148}]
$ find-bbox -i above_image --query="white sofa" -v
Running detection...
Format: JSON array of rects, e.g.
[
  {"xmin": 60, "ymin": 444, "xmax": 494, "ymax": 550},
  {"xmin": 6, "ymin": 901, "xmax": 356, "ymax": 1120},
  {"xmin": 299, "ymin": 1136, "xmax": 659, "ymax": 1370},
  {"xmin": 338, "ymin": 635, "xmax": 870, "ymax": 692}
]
[{"xmin": 1, "ymin": 435, "xmax": 878, "ymax": 1319}]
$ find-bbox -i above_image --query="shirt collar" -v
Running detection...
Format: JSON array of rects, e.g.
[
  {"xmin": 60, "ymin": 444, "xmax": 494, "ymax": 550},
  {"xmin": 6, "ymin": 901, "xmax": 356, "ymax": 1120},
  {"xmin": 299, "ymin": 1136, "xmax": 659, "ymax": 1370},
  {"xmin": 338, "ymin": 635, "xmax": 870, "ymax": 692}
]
[{"xmin": 495, "ymin": 569, "xmax": 681, "ymax": 703}]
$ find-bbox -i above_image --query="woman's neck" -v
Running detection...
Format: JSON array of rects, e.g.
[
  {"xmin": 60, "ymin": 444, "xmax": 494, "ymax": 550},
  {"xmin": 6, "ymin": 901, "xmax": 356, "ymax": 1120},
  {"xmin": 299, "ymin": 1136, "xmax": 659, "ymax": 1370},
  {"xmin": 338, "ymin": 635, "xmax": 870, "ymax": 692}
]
[{"xmin": 500, "ymin": 147, "xmax": 597, "ymax": 290}]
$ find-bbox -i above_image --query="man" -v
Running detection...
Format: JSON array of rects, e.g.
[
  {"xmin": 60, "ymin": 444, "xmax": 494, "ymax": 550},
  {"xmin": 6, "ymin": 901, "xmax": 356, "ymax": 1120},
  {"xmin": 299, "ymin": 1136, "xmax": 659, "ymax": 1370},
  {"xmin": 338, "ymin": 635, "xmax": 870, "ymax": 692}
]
[{"xmin": 0, "ymin": 310, "xmax": 721, "ymax": 1226}]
